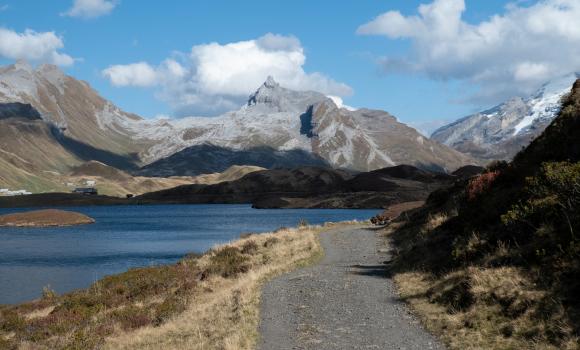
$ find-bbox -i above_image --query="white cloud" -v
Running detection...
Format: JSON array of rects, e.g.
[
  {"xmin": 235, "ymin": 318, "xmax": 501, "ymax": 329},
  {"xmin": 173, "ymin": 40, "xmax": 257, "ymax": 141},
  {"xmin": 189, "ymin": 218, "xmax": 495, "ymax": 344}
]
[
  {"xmin": 63, "ymin": 0, "xmax": 116, "ymax": 19},
  {"xmin": 102, "ymin": 62, "xmax": 158, "ymax": 87},
  {"xmin": 357, "ymin": 0, "xmax": 580, "ymax": 104},
  {"xmin": 0, "ymin": 28, "xmax": 74, "ymax": 66},
  {"xmin": 102, "ymin": 33, "xmax": 352, "ymax": 116}
]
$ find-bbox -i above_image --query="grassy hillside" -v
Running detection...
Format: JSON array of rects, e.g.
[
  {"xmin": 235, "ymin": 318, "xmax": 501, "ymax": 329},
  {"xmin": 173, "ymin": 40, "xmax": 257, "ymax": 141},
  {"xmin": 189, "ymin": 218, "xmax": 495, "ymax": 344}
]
[
  {"xmin": 0, "ymin": 160, "xmax": 265, "ymax": 198},
  {"xmin": 387, "ymin": 80, "xmax": 580, "ymax": 349}
]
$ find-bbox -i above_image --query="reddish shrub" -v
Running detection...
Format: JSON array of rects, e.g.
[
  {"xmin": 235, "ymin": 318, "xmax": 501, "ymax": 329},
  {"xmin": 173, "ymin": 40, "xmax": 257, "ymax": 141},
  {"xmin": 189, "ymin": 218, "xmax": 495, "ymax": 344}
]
[{"xmin": 466, "ymin": 171, "xmax": 500, "ymax": 201}]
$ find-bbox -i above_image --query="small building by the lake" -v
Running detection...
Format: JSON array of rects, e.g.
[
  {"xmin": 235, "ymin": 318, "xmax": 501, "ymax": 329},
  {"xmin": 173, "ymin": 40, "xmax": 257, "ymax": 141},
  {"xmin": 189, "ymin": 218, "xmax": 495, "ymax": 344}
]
[{"xmin": 72, "ymin": 187, "xmax": 98, "ymax": 195}]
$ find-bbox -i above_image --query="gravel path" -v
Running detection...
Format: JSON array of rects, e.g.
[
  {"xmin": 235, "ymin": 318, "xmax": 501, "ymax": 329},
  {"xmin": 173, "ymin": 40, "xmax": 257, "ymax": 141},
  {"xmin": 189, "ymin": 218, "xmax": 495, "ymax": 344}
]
[{"xmin": 258, "ymin": 225, "xmax": 444, "ymax": 350}]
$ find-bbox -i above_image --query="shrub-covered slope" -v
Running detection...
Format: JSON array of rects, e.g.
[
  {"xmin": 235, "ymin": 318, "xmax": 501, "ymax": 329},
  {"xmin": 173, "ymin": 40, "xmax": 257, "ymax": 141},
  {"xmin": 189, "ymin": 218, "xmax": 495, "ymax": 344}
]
[{"xmin": 389, "ymin": 80, "xmax": 580, "ymax": 349}]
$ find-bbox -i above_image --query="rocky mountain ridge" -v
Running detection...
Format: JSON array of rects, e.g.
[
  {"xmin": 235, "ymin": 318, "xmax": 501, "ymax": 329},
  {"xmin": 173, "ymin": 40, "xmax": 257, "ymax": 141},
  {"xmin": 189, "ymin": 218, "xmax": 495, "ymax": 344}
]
[
  {"xmin": 431, "ymin": 73, "xmax": 580, "ymax": 161},
  {"xmin": 0, "ymin": 61, "xmax": 473, "ymax": 193},
  {"xmin": 138, "ymin": 75, "xmax": 472, "ymax": 175}
]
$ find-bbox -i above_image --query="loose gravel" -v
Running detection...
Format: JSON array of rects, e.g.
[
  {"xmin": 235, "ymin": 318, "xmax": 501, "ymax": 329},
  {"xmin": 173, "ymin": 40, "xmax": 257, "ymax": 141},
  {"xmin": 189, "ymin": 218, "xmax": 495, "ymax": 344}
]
[{"xmin": 258, "ymin": 225, "xmax": 444, "ymax": 350}]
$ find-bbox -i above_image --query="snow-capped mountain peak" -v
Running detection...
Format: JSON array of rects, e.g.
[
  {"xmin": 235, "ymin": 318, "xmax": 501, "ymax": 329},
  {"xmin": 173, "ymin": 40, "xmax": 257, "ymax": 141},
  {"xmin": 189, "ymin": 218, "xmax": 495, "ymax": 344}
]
[
  {"xmin": 12, "ymin": 59, "xmax": 34, "ymax": 73},
  {"xmin": 0, "ymin": 60, "xmax": 71, "ymax": 104},
  {"xmin": 533, "ymin": 73, "xmax": 580, "ymax": 99},
  {"xmin": 263, "ymin": 75, "xmax": 279, "ymax": 88},
  {"xmin": 0, "ymin": 62, "xmax": 471, "ymax": 179},
  {"xmin": 432, "ymin": 73, "xmax": 579, "ymax": 161},
  {"xmin": 245, "ymin": 76, "xmax": 328, "ymax": 113}
]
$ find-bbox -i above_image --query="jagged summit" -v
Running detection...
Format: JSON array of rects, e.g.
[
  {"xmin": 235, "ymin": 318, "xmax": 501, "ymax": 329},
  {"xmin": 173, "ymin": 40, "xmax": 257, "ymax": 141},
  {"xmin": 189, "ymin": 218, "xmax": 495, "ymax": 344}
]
[
  {"xmin": 12, "ymin": 59, "xmax": 34, "ymax": 72},
  {"xmin": 5, "ymin": 60, "xmax": 63, "ymax": 73},
  {"xmin": 247, "ymin": 76, "xmax": 283, "ymax": 107},
  {"xmin": 37, "ymin": 63, "xmax": 63, "ymax": 75},
  {"xmin": 263, "ymin": 75, "xmax": 279, "ymax": 88},
  {"xmin": 246, "ymin": 76, "xmax": 327, "ymax": 113},
  {"xmin": 0, "ymin": 60, "xmax": 68, "ymax": 102}
]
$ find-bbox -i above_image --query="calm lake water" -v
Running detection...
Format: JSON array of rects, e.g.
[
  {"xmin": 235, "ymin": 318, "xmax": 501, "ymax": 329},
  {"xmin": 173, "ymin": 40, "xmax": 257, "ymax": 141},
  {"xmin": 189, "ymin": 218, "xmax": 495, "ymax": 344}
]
[{"xmin": 0, "ymin": 204, "xmax": 378, "ymax": 304}]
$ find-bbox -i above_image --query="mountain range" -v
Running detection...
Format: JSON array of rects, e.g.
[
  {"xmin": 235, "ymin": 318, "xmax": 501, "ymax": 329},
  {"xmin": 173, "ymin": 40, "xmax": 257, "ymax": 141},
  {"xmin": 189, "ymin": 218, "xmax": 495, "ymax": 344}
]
[
  {"xmin": 431, "ymin": 73, "xmax": 580, "ymax": 161},
  {"xmin": 0, "ymin": 61, "xmax": 471, "ymax": 193}
]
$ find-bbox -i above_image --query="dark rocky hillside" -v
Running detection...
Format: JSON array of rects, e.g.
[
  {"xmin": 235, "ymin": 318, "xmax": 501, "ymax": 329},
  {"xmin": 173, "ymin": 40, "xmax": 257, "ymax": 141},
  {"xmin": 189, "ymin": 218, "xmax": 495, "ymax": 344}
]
[
  {"xmin": 138, "ymin": 165, "xmax": 459, "ymax": 209},
  {"xmin": 0, "ymin": 164, "xmax": 469, "ymax": 209}
]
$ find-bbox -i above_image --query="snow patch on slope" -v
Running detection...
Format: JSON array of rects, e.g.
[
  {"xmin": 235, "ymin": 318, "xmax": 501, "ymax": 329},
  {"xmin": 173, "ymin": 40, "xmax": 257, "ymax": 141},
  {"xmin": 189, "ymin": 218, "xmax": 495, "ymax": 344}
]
[
  {"xmin": 432, "ymin": 73, "xmax": 579, "ymax": 160},
  {"xmin": 512, "ymin": 75, "xmax": 575, "ymax": 135}
]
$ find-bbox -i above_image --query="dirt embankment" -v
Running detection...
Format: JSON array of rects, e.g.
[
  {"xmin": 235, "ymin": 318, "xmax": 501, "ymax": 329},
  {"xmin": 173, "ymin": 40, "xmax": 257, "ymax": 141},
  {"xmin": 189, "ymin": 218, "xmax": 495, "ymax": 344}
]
[{"xmin": 0, "ymin": 209, "xmax": 95, "ymax": 227}]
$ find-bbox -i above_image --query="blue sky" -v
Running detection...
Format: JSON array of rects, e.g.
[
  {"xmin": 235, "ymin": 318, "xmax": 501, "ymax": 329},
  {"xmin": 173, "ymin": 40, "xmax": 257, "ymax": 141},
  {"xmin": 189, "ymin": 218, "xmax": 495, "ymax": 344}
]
[{"xmin": 1, "ymin": 0, "xmax": 579, "ymax": 134}]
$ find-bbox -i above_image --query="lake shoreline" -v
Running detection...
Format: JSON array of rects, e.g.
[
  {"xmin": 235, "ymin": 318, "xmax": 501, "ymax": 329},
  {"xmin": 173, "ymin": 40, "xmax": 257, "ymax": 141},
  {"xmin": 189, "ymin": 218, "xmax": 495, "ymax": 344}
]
[
  {"xmin": 0, "ymin": 191, "xmax": 392, "ymax": 209},
  {"xmin": 0, "ymin": 204, "xmax": 378, "ymax": 305},
  {"xmin": 0, "ymin": 220, "xmax": 364, "ymax": 349}
]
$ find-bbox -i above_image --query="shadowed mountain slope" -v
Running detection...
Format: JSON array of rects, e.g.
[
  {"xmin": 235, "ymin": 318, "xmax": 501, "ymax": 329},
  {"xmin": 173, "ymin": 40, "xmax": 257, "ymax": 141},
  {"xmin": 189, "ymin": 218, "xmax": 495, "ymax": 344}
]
[
  {"xmin": 387, "ymin": 79, "xmax": 580, "ymax": 349},
  {"xmin": 138, "ymin": 165, "xmax": 457, "ymax": 209}
]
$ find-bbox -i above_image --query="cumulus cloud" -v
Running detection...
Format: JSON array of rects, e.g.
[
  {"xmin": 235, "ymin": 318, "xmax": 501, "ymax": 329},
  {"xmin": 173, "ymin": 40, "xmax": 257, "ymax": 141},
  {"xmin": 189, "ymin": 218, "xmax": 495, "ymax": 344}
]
[
  {"xmin": 0, "ymin": 28, "xmax": 74, "ymax": 66},
  {"xmin": 102, "ymin": 33, "xmax": 352, "ymax": 116},
  {"xmin": 102, "ymin": 62, "xmax": 158, "ymax": 87},
  {"xmin": 357, "ymin": 0, "xmax": 580, "ymax": 104},
  {"xmin": 63, "ymin": 0, "xmax": 116, "ymax": 19}
]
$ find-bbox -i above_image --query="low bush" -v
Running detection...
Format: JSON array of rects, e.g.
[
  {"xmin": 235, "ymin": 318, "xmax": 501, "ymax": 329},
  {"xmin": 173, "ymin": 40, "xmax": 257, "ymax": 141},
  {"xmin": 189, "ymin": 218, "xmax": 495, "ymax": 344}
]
[
  {"xmin": 41, "ymin": 285, "xmax": 57, "ymax": 300},
  {"xmin": 502, "ymin": 162, "xmax": 580, "ymax": 267},
  {"xmin": 241, "ymin": 240, "xmax": 259, "ymax": 255},
  {"xmin": 466, "ymin": 170, "xmax": 500, "ymax": 201},
  {"xmin": 263, "ymin": 237, "xmax": 279, "ymax": 248},
  {"xmin": 298, "ymin": 218, "xmax": 309, "ymax": 227},
  {"xmin": 153, "ymin": 295, "xmax": 187, "ymax": 326},
  {"xmin": 111, "ymin": 305, "xmax": 153, "ymax": 331},
  {"xmin": 0, "ymin": 255, "xmax": 202, "ymax": 347},
  {"xmin": 207, "ymin": 246, "xmax": 249, "ymax": 278},
  {"xmin": 390, "ymin": 161, "xmax": 580, "ymax": 348}
]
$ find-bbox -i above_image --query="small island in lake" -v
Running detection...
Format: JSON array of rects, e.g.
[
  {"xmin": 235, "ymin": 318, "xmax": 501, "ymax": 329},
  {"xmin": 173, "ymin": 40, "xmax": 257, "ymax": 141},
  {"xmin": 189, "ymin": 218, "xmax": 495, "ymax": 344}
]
[{"xmin": 0, "ymin": 209, "xmax": 95, "ymax": 227}]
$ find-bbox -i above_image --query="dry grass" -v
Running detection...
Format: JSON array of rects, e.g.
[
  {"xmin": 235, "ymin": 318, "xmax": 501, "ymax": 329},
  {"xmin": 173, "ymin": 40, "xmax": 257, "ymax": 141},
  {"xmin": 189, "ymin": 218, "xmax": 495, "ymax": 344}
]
[
  {"xmin": 389, "ymin": 217, "xmax": 580, "ymax": 350},
  {"xmin": 103, "ymin": 224, "xmax": 330, "ymax": 350},
  {"xmin": 394, "ymin": 268, "xmax": 580, "ymax": 350},
  {"xmin": 24, "ymin": 307, "xmax": 54, "ymax": 321},
  {"xmin": 419, "ymin": 212, "xmax": 448, "ymax": 236},
  {"xmin": 0, "ymin": 222, "xmax": 361, "ymax": 349}
]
